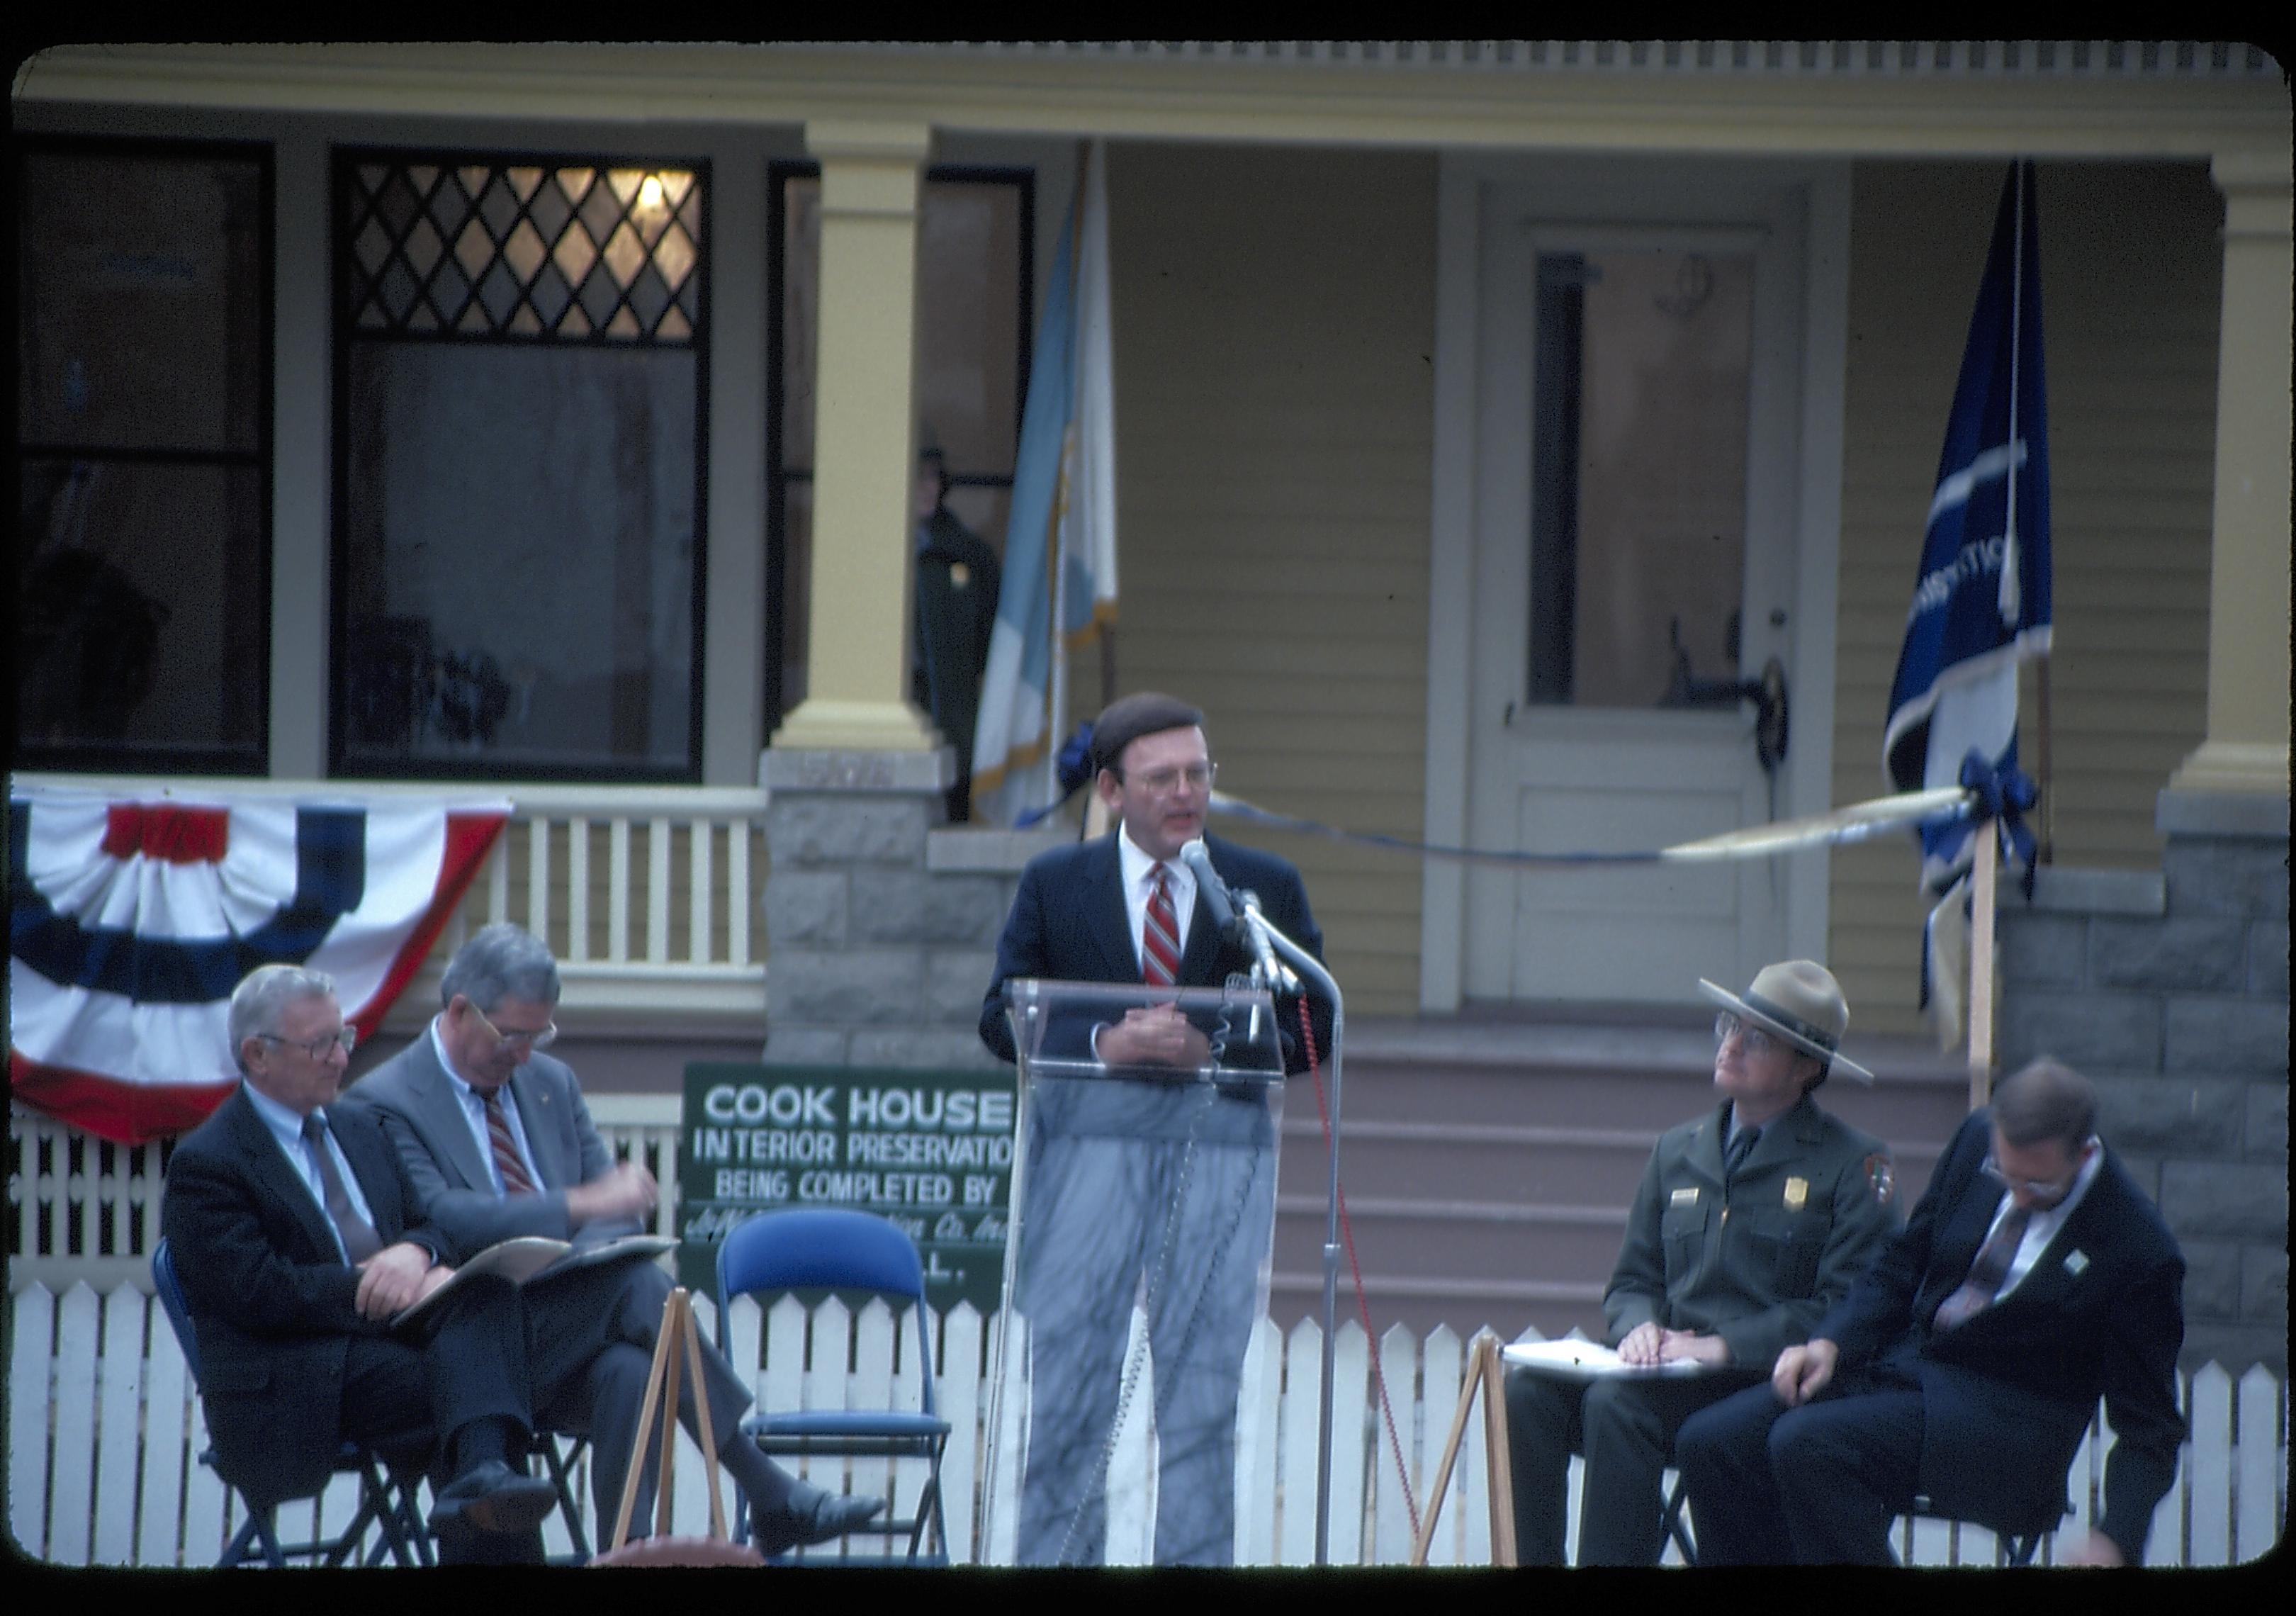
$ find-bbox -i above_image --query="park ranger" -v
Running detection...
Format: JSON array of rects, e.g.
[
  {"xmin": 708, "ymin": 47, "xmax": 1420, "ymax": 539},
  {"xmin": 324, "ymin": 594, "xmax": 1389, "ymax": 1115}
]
[{"xmin": 1501, "ymin": 960, "xmax": 1904, "ymax": 1565}]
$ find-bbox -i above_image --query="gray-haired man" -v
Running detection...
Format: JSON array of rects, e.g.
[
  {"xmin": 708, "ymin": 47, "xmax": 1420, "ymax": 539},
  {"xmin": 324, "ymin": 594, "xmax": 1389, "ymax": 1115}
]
[
  {"xmin": 344, "ymin": 923, "xmax": 882, "ymax": 1553},
  {"xmin": 159, "ymin": 964, "xmax": 561, "ymax": 1555}
]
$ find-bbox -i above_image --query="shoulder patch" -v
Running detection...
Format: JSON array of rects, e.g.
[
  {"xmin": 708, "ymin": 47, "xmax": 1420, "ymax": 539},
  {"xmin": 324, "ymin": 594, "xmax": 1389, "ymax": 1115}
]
[{"xmin": 1864, "ymin": 1152, "xmax": 1895, "ymax": 1206}]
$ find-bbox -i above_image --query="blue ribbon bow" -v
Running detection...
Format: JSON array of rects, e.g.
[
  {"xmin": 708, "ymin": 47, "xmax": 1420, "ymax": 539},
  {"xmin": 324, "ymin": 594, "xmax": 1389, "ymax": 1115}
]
[
  {"xmin": 1012, "ymin": 722, "xmax": 1099, "ymax": 828},
  {"xmin": 1957, "ymin": 751, "xmax": 2039, "ymax": 900}
]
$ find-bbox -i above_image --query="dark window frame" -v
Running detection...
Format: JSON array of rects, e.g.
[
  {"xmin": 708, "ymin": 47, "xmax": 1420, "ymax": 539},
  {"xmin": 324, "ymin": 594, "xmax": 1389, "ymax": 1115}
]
[
  {"xmin": 13, "ymin": 132, "xmax": 276, "ymax": 777},
  {"xmin": 327, "ymin": 142, "xmax": 713, "ymax": 785},
  {"xmin": 763, "ymin": 161, "xmax": 1033, "ymax": 735}
]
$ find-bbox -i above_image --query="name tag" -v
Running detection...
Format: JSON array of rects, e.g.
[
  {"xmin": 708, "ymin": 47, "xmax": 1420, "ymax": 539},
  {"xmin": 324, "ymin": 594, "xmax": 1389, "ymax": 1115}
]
[
  {"xmin": 1671, "ymin": 1186, "xmax": 1700, "ymax": 1206},
  {"xmin": 1783, "ymin": 1177, "xmax": 1808, "ymax": 1211}
]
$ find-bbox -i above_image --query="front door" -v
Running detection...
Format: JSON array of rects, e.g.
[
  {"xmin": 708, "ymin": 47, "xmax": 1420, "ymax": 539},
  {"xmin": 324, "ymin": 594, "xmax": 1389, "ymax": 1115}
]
[{"xmin": 1463, "ymin": 167, "xmax": 1818, "ymax": 1004}]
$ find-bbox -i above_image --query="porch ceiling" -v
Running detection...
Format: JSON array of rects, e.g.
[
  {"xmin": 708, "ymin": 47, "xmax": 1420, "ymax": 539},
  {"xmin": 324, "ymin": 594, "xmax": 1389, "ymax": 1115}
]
[{"xmin": 17, "ymin": 42, "xmax": 2289, "ymax": 162}]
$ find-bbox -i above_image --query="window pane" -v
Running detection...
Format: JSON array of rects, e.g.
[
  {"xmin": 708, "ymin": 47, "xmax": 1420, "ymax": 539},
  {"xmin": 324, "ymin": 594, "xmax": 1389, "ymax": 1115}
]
[
  {"xmin": 777, "ymin": 479, "xmax": 811, "ymax": 717},
  {"xmin": 1531, "ymin": 247, "xmax": 1754, "ymax": 708},
  {"xmin": 338, "ymin": 343, "xmax": 697, "ymax": 773},
  {"xmin": 779, "ymin": 179, "xmax": 818, "ymax": 468},
  {"xmin": 916, "ymin": 181, "xmax": 1023, "ymax": 482},
  {"xmin": 16, "ymin": 457, "xmax": 266, "ymax": 763},
  {"xmin": 17, "ymin": 151, "xmax": 264, "ymax": 454}
]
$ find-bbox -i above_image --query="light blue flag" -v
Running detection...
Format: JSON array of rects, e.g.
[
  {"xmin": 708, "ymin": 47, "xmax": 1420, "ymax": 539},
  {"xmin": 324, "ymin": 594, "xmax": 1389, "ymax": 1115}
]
[{"xmin": 972, "ymin": 144, "xmax": 1120, "ymax": 826}]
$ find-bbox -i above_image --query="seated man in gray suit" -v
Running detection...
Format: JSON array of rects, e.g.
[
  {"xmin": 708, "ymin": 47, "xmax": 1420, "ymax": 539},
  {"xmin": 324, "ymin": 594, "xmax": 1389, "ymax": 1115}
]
[{"xmin": 344, "ymin": 923, "xmax": 882, "ymax": 1554}]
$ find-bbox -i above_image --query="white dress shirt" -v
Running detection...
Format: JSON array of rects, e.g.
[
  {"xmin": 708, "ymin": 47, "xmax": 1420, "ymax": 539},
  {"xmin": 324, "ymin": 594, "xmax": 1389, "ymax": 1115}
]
[
  {"xmin": 1983, "ymin": 1139, "xmax": 2106, "ymax": 1302},
  {"xmin": 1117, "ymin": 824, "xmax": 1197, "ymax": 973}
]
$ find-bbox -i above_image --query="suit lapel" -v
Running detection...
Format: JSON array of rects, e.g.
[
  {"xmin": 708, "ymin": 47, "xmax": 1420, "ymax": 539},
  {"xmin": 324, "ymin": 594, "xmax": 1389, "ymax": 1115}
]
[
  {"xmin": 223, "ymin": 1087, "xmax": 342, "ymax": 1264},
  {"xmin": 397, "ymin": 1036, "xmax": 497, "ymax": 1193},
  {"xmin": 507, "ymin": 1063, "xmax": 564, "ymax": 1189},
  {"xmin": 1084, "ymin": 835, "xmax": 1139, "ymax": 982},
  {"xmin": 329, "ymin": 1106, "xmax": 404, "ymax": 1242}
]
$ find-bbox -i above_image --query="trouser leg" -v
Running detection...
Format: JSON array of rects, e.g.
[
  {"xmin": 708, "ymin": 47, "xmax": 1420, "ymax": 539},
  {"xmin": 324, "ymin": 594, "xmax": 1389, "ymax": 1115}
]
[
  {"xmin": 1013, "ymin": 1133, "xmax": 1152, "ymax": 1566},
  {"xmin": 1145, "ymin": 1135, "xmax": 1274, "ymax": 1566},
  {"xmin": 1500, "ymin": 1369, "xmax": 1581, "ymax": 1566},
  {"xmin": 1572, "ymin": 1377, "xmax": 1677, "ymax": 1566},
  {"xmin": 1674, "ymin": 1381, "xmax": 1796, "ymax": 1566},
  {"xmin": 1769, "ymin": 1384, "xmax": 1925, "ymax": 1565}
]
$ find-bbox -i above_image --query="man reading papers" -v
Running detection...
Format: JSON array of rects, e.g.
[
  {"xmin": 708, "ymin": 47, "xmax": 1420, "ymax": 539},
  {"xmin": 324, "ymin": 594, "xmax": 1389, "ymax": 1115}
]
[
  {"xmin": 345, "ymin": 924, "xmax": 882, "ymax": 1554},
  {"xmin": 1502, "ymin": 960, "xmax": 1901, "ymax": 1565},
  {"xmin": 159, "ymin": 965, "xmax": 561, "ymax": 1556}
]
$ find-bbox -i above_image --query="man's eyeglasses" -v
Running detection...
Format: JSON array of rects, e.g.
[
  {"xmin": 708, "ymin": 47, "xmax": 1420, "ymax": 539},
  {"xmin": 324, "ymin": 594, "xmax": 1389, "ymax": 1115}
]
[
  {"xmin": 1980, "ymin": 1148, "xmax": 2088, "ymax": 1205},
  {"xmin": 1124, "ymin": 761, "xmax": 1217, "ymax": 796},
  {"xmin": 1713, "ymin": 1011, "xmax": 1784, "ymax": 1059},
  {"xmin": 472, "ymin": 1002, "xmax": 558, "ymax": 1052},
  {"xmin": 256, "ymin": 1028, "xmax": 357, "ymax": 1060}
]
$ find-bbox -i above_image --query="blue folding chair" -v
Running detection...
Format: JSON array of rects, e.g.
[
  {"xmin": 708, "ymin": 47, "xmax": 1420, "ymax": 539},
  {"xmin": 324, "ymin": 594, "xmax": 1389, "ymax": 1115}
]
[
  {"xmin": 714, "ymin": 1209, "xmax": 951, "ymax": 1565},
  {"xmin": 152, "ymin": 1238, "xmax": 433, "ymax": 1567}
]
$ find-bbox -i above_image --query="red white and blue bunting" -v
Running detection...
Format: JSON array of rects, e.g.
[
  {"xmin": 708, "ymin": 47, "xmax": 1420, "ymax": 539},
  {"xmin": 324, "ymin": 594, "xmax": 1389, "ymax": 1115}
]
[{"xmin": 9, "ymin": 789, "xmax": 509, "ymax": 1144}]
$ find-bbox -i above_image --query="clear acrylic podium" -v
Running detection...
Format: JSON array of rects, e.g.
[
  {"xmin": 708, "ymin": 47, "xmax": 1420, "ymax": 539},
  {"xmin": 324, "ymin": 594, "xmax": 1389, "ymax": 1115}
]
[{"xmin": 979, "ymin": 977, "xmax": 1288, "ymax": 1566}]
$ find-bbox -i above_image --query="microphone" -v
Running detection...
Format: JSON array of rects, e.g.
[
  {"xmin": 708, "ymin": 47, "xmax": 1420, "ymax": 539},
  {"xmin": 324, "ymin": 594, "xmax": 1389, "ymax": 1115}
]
[
  {"xmin": 1234, "ymin": 888, "xmax": 1299, "ymax": 995},
  {"xmin": 1177, "ymin": 839, "xmax": 1238, "ymax": 937}
]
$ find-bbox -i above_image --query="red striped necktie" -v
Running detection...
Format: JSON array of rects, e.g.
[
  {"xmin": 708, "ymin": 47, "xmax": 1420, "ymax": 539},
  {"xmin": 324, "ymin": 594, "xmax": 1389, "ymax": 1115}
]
[
  {"xmin": 1141, "ymin": 864, "xmax": 1182, "ymax": 987},
  {"xmin": 483, "ymin": 1089, "xmax": 539, "ymax": 1195}
]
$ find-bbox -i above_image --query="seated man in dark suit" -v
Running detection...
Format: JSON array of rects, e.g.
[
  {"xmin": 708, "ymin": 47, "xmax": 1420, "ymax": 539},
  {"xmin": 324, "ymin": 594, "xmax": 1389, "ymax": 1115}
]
[
  {"xmin": 159, "ymin": 964, "xmax": 561, "ymax": 1555},
  {"xmin": 344, "ymin": 922, "xmax": 883, "ymax": 1554},
  {"xmin": 980, "ymin": 691, "xmax": 1332, "ymax": 1566},
  {"xmin": 1676, "ymin": 1057, "xmax": 2186, "ymax": 1566}
]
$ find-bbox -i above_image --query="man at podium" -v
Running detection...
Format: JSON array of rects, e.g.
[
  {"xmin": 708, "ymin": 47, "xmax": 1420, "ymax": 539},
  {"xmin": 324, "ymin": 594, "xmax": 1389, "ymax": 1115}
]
[{"xmin": 981, "ymin": 691, "xmax": 1329, "ymax": 1565}]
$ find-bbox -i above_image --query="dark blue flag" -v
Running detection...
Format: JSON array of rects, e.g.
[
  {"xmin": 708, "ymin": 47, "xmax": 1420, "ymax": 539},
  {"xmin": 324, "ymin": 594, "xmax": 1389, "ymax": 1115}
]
[{"xmin": 1883, "ymin": 161, "xmax": 2052, "ymax": 898}]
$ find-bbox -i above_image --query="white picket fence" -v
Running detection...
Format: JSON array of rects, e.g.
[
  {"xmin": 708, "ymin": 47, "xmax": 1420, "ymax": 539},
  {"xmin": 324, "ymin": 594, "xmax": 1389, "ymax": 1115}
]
[{"xmin": 9, "ymin": 1279, "xmax": 2286, "ymax": 1568}]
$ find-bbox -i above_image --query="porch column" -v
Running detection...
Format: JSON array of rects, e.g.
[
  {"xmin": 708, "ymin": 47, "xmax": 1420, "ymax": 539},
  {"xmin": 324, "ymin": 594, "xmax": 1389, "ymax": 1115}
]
[
  {"xmin": 770, "ymin": 119, "xmax": 940, "ymax": 755},
  {"xmin": 2167, "ymin": 145, "xmax": 2292, "ymax": 799}
]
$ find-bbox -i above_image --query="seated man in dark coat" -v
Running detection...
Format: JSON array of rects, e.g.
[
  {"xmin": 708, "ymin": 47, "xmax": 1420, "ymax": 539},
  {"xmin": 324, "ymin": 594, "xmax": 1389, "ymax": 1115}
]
[
  {"xmin": 159, "ymin": 963, "xmax": 561, "ymax": 1555},
  {"xmin": 1676, "ymin": 1057, "xmax": 2186, "ymax": 1566}
]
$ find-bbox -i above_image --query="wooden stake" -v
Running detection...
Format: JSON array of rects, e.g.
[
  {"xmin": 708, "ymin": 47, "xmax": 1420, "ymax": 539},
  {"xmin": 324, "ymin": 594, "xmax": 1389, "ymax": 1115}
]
[
  {"xmin": 1968, "ymin": 826, "xmax": 1999, "ymax": 1109},
  {"xmin": 1409, "ymin": 1332, "xmax": 1517, "ymax": 1566}
]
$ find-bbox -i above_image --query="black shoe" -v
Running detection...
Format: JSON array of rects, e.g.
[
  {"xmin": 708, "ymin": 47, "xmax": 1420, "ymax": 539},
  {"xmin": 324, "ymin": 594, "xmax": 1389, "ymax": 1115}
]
[
  {"xmin": 751, "ymin": 1483, "xmax": 887, "ymax": 1556},
  {"xmin": 430, "ymin": 1458, "xmax": 558, "ymax": 1540}
]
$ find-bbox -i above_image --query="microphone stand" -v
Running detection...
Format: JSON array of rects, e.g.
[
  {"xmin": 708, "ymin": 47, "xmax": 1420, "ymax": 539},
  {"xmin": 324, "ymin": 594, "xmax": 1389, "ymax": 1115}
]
[{"xmin": 1238, "ymin": 905, "xmax": 1345, "ymax": 1567}]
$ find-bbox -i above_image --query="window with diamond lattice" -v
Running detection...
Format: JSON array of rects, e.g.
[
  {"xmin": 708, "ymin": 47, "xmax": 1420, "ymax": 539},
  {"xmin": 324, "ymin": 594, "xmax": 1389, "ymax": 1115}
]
[{"xmin": 333, "ymin": 153, "xmax": 707, "ymax": 780}]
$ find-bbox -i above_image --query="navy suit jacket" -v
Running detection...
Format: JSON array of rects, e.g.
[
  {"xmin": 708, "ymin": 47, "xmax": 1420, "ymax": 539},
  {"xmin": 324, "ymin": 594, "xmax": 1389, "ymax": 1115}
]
[
  {"xmin": 158, "ymin": 1085, "xmax": 449, "ymax": 1505},
  {"xmin": 979, "ymin": 831, "xmax": 1329, "ymax": 1073},
  {"xmin": 342, "ymin": 1034, "xmax": 621, "ymax": 1255},
  {"xmin": 1820, "ymin": 1108, "xmax": 2185, "ymax": 1559}
]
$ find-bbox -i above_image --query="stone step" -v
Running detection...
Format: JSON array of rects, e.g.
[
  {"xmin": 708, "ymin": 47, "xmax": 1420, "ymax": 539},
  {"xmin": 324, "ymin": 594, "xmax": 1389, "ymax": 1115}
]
[
  {"xmin": 1274, "ymin": 1118, "xmax": 1947, "ymax": 1209},
  {"xmin": 1256, "ymin": 1012, "xmax": 1975, "ymax": 1338}
]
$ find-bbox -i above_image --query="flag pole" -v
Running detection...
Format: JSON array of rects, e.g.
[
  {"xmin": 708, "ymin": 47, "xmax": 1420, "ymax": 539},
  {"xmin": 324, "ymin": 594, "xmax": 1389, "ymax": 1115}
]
[
  {"xmin": 1968, "ymin": 823, "xmax": 1998, "ymax": 1109},
  {"xmin": 1044, "ymin": 143, "xmax": 1089, "ymax": 814},
  {"xmin": 2006, "ymin": 158, "xmax": 2054, "ymax": 865}
]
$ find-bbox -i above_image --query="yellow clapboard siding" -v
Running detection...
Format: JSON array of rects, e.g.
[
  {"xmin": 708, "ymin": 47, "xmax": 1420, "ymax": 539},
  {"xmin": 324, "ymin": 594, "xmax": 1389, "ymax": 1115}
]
[{"xmin": 1110, "ymin": 141, "xmax": 1437, "ymax": 1015}]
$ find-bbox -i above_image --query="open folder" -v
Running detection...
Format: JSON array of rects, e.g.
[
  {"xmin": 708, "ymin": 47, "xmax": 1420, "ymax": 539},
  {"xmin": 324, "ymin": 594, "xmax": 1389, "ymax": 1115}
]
[
  {"xmin": 392, "ymin": 1233, "xmax": 676, "ymax": 1327},
  {"xmin": 1500, "ymin": 1337, "xmax": 1707, "ymax": 1381}
]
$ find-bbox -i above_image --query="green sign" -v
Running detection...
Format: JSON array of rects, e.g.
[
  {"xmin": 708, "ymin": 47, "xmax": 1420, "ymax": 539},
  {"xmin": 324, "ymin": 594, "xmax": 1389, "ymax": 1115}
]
[{"xmin": 677, "ymin": 1063, "xmax": 1017, "ymax": 1317}]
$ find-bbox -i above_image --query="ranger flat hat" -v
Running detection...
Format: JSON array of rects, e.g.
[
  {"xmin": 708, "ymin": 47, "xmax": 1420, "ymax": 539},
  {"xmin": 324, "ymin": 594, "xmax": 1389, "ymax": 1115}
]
[{"xmin": 1696, "ymin": 959, "xmax": 1874, "ymax": 1084}]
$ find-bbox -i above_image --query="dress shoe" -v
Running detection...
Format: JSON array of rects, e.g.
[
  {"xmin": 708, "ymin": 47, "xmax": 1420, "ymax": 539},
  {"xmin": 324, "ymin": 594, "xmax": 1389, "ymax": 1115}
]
[
  {"xmin": 429, "ymin": 1458, "xmax": 558, "ymax": 1540},
  {"xmin": 752, "ymin": 1481, "xmax": 887, "ymax": 1556}
]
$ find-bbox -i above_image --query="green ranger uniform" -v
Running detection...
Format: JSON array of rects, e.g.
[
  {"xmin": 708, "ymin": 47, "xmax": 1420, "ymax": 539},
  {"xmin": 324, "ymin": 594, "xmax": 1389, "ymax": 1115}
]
[
  {"xmin": 1507, "ymin": 1091, "xmax": 1901, "ymax": 1564},
  {"xmin": 1608, "ymin": 1093, "xmax": 1902, "ymax": 1368}
]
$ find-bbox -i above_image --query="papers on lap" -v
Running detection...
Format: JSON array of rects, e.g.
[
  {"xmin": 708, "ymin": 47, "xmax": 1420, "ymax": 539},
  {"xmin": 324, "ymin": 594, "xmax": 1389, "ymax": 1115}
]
[
  {"xmin": 392, "ymin": 1233, "xmax": 676, "ymax": 1326},
  {"xmin": 1501, "ymin": 1337, "xmax": 1706, "ymax": 1381}
]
